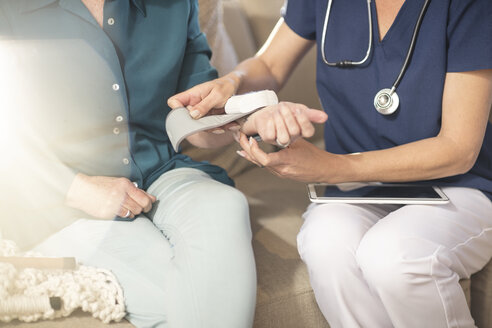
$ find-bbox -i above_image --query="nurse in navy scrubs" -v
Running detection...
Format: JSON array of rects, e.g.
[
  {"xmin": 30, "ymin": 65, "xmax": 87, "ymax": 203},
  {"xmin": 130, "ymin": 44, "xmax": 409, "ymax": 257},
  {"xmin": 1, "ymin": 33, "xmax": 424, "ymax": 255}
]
[{"xmin": 169, "ymin": 0, "xmax": 492, "ymax": 326}]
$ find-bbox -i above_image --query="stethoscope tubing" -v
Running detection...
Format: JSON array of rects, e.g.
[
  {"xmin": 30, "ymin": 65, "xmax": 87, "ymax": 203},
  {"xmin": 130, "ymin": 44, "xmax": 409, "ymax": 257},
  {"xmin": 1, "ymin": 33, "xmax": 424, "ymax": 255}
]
[
  {"xmin": 321, "ymin": 0, "xmax": 373, "ymax": 67},
  {"xmin": 320, "ymin": 0, "xmax": 431, "ymax": 110},
  {"xmin": 391, "ymin": 0, "xmax": 431, "ymax": 92}
]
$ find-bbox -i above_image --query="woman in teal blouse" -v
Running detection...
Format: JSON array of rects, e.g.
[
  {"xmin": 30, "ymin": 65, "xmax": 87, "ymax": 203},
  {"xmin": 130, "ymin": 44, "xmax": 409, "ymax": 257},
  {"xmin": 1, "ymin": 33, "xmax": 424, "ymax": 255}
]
[{"xmin": 0, "ymin": 0, "xmax": 325, "ymax": 327}]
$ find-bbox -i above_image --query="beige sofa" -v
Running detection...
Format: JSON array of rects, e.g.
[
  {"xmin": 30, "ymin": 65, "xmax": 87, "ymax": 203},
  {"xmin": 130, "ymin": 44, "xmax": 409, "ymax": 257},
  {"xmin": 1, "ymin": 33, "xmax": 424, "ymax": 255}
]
[{"xmin": 8, "ymin": 1, "xmax": 492, "ymax": 328}]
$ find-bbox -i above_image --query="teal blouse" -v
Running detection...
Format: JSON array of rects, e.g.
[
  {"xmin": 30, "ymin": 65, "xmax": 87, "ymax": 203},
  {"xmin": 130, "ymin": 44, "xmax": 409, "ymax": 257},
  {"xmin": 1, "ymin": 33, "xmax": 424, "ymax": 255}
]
[{"xmin": 0, "ymin": 0, "xmax": 233, "ymax": 189}]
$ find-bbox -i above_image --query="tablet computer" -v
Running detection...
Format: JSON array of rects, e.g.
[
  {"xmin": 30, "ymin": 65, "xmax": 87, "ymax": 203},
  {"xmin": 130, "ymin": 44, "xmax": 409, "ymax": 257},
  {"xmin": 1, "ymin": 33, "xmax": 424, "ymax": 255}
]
[{"xmin": 307, "ymin": 183, "xmax": 449, "ymax": 204}]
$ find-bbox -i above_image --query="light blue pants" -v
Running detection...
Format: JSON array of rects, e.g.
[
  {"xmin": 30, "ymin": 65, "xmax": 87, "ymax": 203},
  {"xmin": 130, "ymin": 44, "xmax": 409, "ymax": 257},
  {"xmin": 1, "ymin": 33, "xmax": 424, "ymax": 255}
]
[{"xmin": 33, "ymin": 168, "xmax": 257, "ymax": 328}]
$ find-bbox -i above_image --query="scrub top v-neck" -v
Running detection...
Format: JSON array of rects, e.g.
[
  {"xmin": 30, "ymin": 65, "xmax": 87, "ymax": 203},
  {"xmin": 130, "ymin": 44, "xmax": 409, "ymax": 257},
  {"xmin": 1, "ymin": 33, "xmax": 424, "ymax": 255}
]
[{"xmin": 283, "ymin": 0, "xmax": 492, "ymax": 200}]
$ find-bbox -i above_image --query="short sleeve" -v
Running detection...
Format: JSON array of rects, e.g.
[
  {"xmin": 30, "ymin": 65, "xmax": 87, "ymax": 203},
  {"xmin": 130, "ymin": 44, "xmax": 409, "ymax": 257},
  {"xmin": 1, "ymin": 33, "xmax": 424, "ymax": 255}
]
[
  {"xmin": 447, "ymin": 0, "xmax": 492, "ymax": 72},
  {"xmin": 282, "ymin": 0, "xmax": 317, "ymax": 40},
  {"xmin": 177, "ymin": 0, "xmax": 218, "ymax": 92}
]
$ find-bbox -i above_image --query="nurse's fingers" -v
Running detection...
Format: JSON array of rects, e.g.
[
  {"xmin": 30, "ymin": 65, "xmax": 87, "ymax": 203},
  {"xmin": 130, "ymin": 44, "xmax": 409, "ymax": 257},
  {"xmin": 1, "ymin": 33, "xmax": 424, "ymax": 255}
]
[
  {"xmin": 188, "ymin": 90, "xmax": 229, "ymax": 119},
  {"xmin": 168, "ymin": 86, "xmax": 204, "ymax": 109},
  {"xmin": 246, "ymin": 136, "xmax": 282, "ymax": 168},
  {"xmin": 237, "ymin": 133, "xmax": 264, "ymax": 167},
  {"xmin": 186, "ymin": 78, "xmax": 236, "ymax": 119},
  {"xmin": 236, "ymin": 150, "xmax": 259, "ymax": 167},
  {"xmin": 168, "ymin": 80, "xmax": 234, "ymax": 119},
  {"xmin": 237, "ymin": 148, "xmax": 281, "ymax": 178}
]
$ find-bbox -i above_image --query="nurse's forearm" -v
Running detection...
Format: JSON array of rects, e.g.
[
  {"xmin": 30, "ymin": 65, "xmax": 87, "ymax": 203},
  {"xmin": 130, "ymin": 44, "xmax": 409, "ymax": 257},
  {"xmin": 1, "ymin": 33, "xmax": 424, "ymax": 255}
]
[
  {"xmin": 230, "ymin": 20, "xmax": 315, "ymax": 95},
  {"xmin": 331, "ymin": 136, "xmax": 479, "ymax": 184},
  {"xmin": 328, "ymin": 70, "xmax": 492, "ymax": 184},
  {"xmin": 230, "ymin": 57, "xmax": 281, "ymax": 94}
]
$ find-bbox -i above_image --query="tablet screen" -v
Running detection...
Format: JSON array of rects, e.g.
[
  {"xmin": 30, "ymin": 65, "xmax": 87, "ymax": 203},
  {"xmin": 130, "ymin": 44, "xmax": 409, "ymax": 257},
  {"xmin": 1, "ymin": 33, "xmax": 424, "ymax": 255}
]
[
  {"xmin": 316, "ymin": 184, "xmax": 441, "ymax": 198},
  {"xmin": 309, "ymin": 183, "xmax": 449, "ymax": 204}
]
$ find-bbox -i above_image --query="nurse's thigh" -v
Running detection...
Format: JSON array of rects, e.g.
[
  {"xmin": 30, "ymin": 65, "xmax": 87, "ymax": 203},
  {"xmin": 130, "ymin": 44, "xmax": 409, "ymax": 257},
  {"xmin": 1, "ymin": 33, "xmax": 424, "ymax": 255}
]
[
  {"xmin": 298, "ymin": 203, "xmax": 398, "ymax": 328},
  {"xmin": 33, "ymin": 217, "xmax": 175, "ymax": 327},
  {"xmin": 298, "ymin": 202, "xmax": 396, "ymax": 270},
  {"xmin": 146, "ymin": 168, "xmax": 256, "ymax": 328},
  {"xmin": 356, "ymin": 187, "xmax": 492, "ymax": 328}
]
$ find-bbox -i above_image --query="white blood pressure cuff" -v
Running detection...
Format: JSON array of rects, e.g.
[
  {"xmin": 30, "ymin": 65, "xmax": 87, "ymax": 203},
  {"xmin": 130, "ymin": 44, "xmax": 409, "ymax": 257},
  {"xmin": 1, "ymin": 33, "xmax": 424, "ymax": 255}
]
[
  {"xmin": 166, "ymin": 90, "xmax": 278, "ymax": 151},
  {"xmin": 224, "ymin": 90, "xmax": 278, "ymax": 114}
]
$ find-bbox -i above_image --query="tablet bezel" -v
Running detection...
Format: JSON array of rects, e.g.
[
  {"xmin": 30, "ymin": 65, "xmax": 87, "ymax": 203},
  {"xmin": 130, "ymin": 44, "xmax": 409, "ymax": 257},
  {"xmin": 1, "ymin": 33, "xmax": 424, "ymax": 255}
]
[{"xmin": 307, "ymin": 183, "xmax": 449, "ymax": 204}]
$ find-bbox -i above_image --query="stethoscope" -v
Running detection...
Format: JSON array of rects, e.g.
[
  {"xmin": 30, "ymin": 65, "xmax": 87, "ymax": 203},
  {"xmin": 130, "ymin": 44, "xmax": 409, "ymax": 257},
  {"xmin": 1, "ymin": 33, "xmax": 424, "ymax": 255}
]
[{"xmin": 321, "ymin": 0, "xmax": 431, "ymax": 115}]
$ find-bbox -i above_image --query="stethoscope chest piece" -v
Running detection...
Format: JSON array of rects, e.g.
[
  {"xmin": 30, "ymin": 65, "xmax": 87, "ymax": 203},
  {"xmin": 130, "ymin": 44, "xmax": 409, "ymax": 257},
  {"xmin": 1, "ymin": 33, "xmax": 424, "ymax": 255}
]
[{"xmin": 374, "ymin": 88, "xmax": 400, "ymax": 115}]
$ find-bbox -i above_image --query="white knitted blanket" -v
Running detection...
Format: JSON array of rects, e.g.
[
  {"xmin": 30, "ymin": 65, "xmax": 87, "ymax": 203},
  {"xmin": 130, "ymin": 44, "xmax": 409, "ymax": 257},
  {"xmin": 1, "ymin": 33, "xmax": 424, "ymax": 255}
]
[{"xmin": 0, "ymin": 238, "xmax": 126, "ymax": 323}]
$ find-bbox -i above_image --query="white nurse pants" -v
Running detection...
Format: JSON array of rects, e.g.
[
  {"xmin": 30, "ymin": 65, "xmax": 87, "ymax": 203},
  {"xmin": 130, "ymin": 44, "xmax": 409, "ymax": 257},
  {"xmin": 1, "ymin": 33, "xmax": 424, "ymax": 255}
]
[
  {"xmin": 33, "ymin": 168, "xmax": 257, "ymax": 328},
  {"xmin": 297, "ymin": 187, "xmax": 492, "ymax": 328}
]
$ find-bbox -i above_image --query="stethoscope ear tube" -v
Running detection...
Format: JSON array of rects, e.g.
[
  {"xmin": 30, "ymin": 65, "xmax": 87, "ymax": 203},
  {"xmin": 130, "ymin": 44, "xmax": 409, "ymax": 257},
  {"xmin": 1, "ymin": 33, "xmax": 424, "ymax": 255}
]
[{"xmin": 320, "ymin": 0, "xmax": 373, "ymax": 67}]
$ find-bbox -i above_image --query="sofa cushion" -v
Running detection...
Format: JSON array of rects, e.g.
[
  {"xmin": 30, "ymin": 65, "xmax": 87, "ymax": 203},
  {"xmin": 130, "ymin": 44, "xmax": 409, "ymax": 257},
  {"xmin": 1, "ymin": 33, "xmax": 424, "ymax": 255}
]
[
  {"xmin": 471, "ymin": 259, "xmax": 492, "ymax": 327},
  {"xmin": 233, "ymin": 162, "xmax": 330, "ymax": 328},
  {"xmin": 5, "ymin": 310, "xmax": 132, "ymax": 328}
]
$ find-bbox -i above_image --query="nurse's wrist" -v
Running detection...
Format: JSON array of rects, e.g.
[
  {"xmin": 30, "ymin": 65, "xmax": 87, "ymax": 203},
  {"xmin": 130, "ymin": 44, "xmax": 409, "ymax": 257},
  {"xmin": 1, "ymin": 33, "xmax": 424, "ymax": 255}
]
[
  {"xmin": 318, "ymin": 152, "xmax": 359, "ymax": 184},
  {"xmin": 335, "ymin": 151, "xmax": 376, "ymax": 184},
  {"xmin": 224, "ymin": 70, "xmax": 244, "ymax": 94}
]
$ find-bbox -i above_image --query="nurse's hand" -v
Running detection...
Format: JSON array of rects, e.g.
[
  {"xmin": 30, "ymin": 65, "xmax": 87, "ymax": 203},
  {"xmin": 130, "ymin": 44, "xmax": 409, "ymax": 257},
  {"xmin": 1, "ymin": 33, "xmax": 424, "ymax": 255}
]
[
  {"xmin": 241, "ymin": 102, "xmax": 328, "ymax": 146},
  {"xmin": 167, "ymin": 72, "xmax": 239, "ymax": 119},
  {"xmin": 66, "ymin": 174, "xmax": 157, "ymax": 220},
  {"xmin": 236, "ymin": 134, "xmax": 335, "ymax": 182}
]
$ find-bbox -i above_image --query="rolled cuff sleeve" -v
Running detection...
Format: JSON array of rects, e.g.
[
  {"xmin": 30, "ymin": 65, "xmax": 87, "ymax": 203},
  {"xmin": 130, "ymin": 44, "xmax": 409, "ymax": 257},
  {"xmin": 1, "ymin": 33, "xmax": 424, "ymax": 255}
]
[
  {"xmin": 177, "ymin": 32, "xmax": 218, "ymax": 92},
  {"xmin": 177, "ymin": 0, "xmax": 218, "ymax": 92}
]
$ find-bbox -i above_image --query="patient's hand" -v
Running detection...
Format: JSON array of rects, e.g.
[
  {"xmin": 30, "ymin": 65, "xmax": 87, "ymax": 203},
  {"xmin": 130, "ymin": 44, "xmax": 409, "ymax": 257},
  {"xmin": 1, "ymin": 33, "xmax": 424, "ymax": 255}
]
[
  {"xmin": 66, "ymin": 174, "xmax": 156, "ymax": 220},
  {"xmin": 241, "ymin": 102, "xmax": 328, "ymax": 146},
  {"xmin": 167, "ymin": 73, "xmax": 239, "ymax": 119}
]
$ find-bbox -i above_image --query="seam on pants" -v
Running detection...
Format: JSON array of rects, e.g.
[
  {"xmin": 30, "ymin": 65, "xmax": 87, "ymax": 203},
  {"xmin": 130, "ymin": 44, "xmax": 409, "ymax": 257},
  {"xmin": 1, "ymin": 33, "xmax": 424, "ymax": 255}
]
[
  {"xmin": 160, "ymin": 223, "xmax": 203, "ymax": 328},
  {"xmin": 431, "ymin": 246, "xmax": 460, "ymax": 328},
  {"xmin": 450, "ymin": 227, "xmax": 492, "ymax": 254},
  {"xmin": 431, "ymin": 247, "xmax": 452, "ymax": 328}
]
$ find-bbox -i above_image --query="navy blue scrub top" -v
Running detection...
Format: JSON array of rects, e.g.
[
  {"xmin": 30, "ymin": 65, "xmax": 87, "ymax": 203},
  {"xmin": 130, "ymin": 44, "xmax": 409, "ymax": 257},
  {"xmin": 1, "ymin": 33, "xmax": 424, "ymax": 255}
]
[
  {"xmin": 284, "ymin": 0, "xmax": 492, "ymax": 201},
  {"xmin": 0, "ymin": 0, "xmax": 233, "ymax": 190}
]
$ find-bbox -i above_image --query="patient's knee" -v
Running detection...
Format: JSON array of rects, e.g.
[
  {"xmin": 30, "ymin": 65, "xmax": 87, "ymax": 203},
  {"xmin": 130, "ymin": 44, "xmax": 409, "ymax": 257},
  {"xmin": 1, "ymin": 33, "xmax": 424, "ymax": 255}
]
[{"xmin": 200, "ymin": 184, "xmax": 249, "ymax": 226}]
